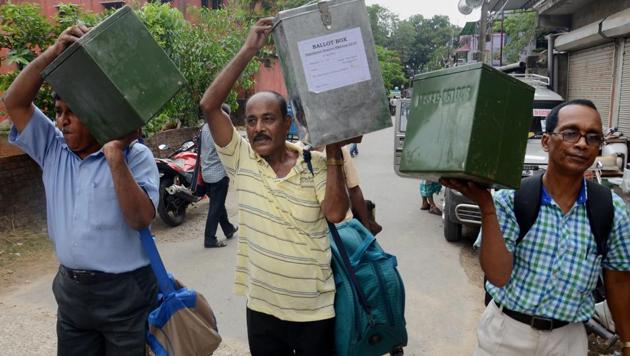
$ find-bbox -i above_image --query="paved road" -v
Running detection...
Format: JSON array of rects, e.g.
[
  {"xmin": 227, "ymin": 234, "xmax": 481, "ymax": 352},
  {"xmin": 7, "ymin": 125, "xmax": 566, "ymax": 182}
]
[{"xmin": 0, "ymin": 124, "xmax": 484, "ymax": 355}]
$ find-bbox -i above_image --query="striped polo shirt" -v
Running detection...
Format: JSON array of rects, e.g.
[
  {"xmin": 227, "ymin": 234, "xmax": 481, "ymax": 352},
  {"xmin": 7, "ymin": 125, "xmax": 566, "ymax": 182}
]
[{"xmin": 216, "ymin": 129, "xmax": 335, "ymax": 322}]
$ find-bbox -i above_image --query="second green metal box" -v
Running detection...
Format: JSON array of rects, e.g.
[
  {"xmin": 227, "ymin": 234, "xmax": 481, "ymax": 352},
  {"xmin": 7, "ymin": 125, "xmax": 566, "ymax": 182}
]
[
  {"xmin": 42, "ymin": 6, "xmax": 186, "ymax": 145},
  {"xmin": 399, "ymin": 63, "xmax": 534, "ymax": 189}
]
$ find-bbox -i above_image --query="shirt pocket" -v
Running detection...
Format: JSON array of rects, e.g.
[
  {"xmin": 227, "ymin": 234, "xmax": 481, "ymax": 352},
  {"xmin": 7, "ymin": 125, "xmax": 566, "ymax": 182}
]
[
  {"xmin": 89, "ymin": 181, "xmax": 123, "ymax": 230},
  {"xmin": 563, "ymin": 242, "xmax": 602, "ymax": 295}
]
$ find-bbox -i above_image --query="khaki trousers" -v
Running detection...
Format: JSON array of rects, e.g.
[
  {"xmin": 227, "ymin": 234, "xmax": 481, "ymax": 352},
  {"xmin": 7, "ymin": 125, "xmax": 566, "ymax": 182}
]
[{"xmin": 474, "ymin": 301, "xmax": 588, "ymax": 356}]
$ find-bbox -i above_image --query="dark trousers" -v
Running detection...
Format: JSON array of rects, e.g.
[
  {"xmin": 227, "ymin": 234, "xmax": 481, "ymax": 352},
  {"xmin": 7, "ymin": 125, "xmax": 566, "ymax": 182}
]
[
  {"xmin": 204, "ymin": 176, "xmax": 235, "ymax": 244},
  {"xmin": 52, "ymin": 265, "xmax": 157, "ymax": 356},
  {"xmin": 246, "ymin": 308, "xmax": 335, "ymax": 356}
]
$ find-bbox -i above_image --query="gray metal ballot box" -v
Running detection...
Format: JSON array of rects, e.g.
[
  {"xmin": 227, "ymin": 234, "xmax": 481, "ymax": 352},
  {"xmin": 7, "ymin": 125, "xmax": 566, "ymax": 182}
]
[{"xmin": 272, "ymin": 0, "xmax": 391, "ymax": 147}]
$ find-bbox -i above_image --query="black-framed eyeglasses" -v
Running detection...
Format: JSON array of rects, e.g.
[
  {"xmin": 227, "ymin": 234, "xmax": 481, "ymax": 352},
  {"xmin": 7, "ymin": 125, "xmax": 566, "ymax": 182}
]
[{"xmin": 550, "ymin": 130, "xmax": 603, "ymax": 147}]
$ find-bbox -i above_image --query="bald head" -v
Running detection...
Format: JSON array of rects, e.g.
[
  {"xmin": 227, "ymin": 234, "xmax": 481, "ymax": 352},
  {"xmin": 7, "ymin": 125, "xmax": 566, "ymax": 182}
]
[{"xmin": 246, "ymin": 91, "xmax": 288, "ymax": 118}]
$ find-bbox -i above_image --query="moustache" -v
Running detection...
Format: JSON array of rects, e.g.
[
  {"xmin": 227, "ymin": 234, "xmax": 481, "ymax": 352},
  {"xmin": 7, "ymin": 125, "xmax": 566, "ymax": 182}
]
[{"xmin": 253, "ymin": 133, "xmax": 271, "ymax": 142}]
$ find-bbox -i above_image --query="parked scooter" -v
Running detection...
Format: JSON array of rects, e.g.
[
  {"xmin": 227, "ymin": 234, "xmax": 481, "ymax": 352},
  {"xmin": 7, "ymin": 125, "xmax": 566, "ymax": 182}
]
[{"xmin": 155, "ymin": 138, "xmax": 203, "ymax": 226}]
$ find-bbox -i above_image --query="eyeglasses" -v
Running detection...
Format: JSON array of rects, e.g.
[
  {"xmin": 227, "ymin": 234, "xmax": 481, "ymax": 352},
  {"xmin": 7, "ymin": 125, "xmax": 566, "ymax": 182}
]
[{"xmin": 550, "ymin": 130, "xmax": 603, "ymax": 147}]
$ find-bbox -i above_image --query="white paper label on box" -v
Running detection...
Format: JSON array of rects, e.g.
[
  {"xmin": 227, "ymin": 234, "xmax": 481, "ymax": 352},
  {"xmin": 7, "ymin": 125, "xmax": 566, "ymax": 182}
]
[{"xmin": 297, "ymin": 27, "xmax": 372, "ymax": 94}]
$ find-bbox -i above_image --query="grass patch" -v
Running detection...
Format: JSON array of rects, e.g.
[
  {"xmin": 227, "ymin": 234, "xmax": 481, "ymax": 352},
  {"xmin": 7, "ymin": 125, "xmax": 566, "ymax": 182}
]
[{"xmin": 0, "ymin": 230, "xmax": 52, "ymax": 270}]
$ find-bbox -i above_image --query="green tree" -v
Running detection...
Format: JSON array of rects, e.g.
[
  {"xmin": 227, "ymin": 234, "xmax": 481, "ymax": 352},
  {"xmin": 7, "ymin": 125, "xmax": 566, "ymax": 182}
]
[
  {"xmin": 54, "ymin": 3, "xmax": 102, "ymax": 34},
  {"xmin": 375, "ymin": 45, "xmax": 406, "ymax": 90},
  {"xmin": 402, "ymin": 15, "xmax": 458, "ymax": 73},
  {"xmin": 499, "ymin": 11, "xmax": 537, "ymax": 63},
  {"xmin": 235, "ymin": 0, "xmax": 311, "ymax": 16},
  {"xmin": 0, "ymin": 3, "xmax": 53, "ymax": 67},
  {"xmin": 366, "ymin": 4, "xmax": 399, "ymax": 47},
  {"xmin": 138, "ymin": 3, "xmax": 258, "ymax": 133}
]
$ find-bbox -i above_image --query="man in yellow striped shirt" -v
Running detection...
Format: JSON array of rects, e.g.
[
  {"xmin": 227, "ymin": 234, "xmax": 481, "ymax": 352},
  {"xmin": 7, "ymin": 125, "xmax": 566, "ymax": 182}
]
[{"xmin": 200, "ymin": 18, "xmax": 352, "ymax": 356}]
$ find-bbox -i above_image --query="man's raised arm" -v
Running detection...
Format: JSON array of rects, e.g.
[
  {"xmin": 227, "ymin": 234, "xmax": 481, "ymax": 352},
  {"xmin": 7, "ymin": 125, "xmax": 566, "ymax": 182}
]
[
  {"xmin": 199, "ymin": 18, "xmax": 273, "ymax": 148},
  {"xmin": 3, "ymin": 26, "xmax": 89, "ymax": 133}
]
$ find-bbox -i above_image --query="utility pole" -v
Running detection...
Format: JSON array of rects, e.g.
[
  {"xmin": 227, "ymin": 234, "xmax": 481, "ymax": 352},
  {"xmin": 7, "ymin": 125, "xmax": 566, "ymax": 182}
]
[{"xmin": 478, "ymin": 0, "xmax": 488, "ymax": 63}]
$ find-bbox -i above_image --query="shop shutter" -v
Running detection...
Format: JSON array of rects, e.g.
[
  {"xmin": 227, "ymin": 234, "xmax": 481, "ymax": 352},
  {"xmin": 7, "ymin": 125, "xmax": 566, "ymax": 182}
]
[
  {"xmin": 568, "ymin": 43, "xmax": 615, "ymax": 131},
  {"xmin": 617, "ymin": 38, "xmax": 630, "ymax": 135}
]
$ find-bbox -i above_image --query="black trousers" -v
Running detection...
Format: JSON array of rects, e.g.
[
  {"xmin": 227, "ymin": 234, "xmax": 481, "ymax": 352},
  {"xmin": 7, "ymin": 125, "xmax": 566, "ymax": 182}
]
[
  {"xmin": 246, "ymin": 308, "xmax": 335, "ymax": 356},
  {"xmin": 52, "ymin": 265, "xmax": 157, "ymax": 356},
  {"xmin": 204, "ymin": 176, "xmax": 235, "ymax": 244}
]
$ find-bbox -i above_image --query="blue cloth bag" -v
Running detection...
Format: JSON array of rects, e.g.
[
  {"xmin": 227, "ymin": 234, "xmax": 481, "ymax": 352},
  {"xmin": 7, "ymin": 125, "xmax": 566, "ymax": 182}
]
[{"xmin": 138, "ymin": 228, "xmax": 221, "ymax": 355}]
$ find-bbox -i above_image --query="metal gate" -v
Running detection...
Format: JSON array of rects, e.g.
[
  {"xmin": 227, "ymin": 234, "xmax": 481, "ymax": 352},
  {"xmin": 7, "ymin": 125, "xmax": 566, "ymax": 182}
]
[
  {"xmin": 617, "ymin": 39, "xmax": 630, "ymax": 135},
  {"xmin": 568, "ymin": 43, "xmax": 615, "ymax": 130}
]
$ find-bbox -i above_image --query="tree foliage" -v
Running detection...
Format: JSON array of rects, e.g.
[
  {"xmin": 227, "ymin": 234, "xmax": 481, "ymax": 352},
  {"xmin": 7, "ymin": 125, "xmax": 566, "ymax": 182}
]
[
  {"xmin": 0, "ymin": 3, "xmax": 53, "ymax": 66},
  {"xmin": 137, "ymin": 3, "xmax": 257, "ymax": 133},
  {"xmin": 236, "ymin": 0, "xmax": 311, "ymax": 16},
  {"xmin": 0, "ymin": 3, "xmax": 102, "ymax": 117},
  {"xmin": 499, "ymin": 11, "xmax": 537, "ymax": 63},
  {"xmin": 0, "ymin": 2, "xmax": 257, "ymax": 136},
  {"xmin": 375, "ymin": 45, "xmax": 405, "ymax": 90},
  {"xmin": 366, "ymin": 5, "xmax": 460, "ymax": 86},
  {"xmin": 367, "ymin": 5, "xmax": 398, "ymax": 48}
]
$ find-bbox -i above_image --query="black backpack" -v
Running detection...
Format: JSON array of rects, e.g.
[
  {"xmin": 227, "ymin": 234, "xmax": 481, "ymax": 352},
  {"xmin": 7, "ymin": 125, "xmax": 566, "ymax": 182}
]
[{"xmin": 484, "ymin": 173, "xmax": 614, "ymax": 305}]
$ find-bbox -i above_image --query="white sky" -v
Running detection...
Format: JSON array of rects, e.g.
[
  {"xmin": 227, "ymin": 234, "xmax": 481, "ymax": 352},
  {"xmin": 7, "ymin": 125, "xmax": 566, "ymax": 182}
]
[{"xmin": 364, "ymin": 0, "xmax": 481, "ymax": 27}]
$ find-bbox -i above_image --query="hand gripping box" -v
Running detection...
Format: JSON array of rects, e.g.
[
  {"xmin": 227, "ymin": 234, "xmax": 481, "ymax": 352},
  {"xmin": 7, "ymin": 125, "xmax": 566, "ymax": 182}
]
[
  {"xmin": 42, "ymin": 6, "xmax": 186, "ymax": 145},
  {"xmin": 399, "ymin": 63, "xmax": 535, "ymax": 189},
  {"xmin": 272, "ymin": 0, "xmax": 391, "ymax": 147}
]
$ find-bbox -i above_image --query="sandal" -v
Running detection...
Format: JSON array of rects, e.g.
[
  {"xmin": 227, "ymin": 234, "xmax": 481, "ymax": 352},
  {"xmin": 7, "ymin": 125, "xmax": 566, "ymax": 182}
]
[{"xmin": 429, "ymin": 206, "xmax": 442, "ymax": 216}]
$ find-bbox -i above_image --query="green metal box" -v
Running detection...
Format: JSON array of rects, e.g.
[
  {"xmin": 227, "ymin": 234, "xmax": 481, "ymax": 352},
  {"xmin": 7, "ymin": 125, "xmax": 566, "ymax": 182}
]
[
  {"xmin": 41, "ymin": 6, "xmax": 186, "ymax": 145},
  {"xmin": 399, "ymin": 63, "xmax": 534, "ymax": 189},
  {"xmin": 272, "ymin": 0, "xmax": 391, "ymax": 147}
]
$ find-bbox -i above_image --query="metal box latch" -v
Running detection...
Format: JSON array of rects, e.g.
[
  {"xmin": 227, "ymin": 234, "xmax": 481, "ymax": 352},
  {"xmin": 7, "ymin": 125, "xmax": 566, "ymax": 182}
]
[{"xmin": 318, "ymin": 1, "xmax": 332, "ymax": 30}]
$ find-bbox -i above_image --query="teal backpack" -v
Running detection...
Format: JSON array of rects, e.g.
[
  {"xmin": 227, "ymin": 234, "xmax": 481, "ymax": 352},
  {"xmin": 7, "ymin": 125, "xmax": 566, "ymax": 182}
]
[
  {"xmin": 329, "ymin": 219, "xmax": 407, "ymax": 356},
  {"xmin": 303, "ymin": 149, "xmax": 407, "ymax": 356}
]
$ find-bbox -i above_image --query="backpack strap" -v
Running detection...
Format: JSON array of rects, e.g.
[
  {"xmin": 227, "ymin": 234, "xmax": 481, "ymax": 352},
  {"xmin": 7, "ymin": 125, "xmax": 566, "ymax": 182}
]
[
  {"xmin": 514, "ymin": 173, "xmax": 544, "ymax": 243},
  {"xmin": 585, "ymin": 180, "xmax": 614, "ymax": 257},
  {"xmin": 303, "ymin": 147, "xmax": 372, "ymax": 314}
]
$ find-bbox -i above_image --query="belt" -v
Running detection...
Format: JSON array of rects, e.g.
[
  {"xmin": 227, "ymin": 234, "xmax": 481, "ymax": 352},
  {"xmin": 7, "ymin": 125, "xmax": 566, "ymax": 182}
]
[
  {"xmin": 494, "ymin": 300, "xmax": 570, "ymax": 331},
  {"xmin": 60, "ymin": 265, "xmax": 151, "ymax": 284}
]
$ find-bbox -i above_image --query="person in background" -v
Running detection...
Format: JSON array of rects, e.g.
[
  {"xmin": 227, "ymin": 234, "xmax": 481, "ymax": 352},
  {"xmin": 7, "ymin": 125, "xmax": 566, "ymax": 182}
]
[
  {"xmin": 420, "ymin": 180, "xmax": 442, "ymax": 215},
  {"xmin": 349, "ymin": 143, "xmax": 359, "ymax": 158},
  {"xmin": 199, "ymin": 103, "xmax": 238, "ymax": 248}
]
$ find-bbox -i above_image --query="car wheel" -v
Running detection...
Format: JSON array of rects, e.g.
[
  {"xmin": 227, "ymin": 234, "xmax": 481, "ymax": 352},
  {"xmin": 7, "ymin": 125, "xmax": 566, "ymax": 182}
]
[
  {"xmin": 443, "ymin": 189, "xmax": 463, "ymax": 242},
  {"xmin": 444, "ymin": 217, "xmax": 463, "ymax": 242}
]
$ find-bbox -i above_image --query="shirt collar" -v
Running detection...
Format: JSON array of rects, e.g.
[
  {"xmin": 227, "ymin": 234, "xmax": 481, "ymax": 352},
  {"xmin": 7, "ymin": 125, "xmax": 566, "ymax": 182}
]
[
  {"xmin": 250, "ymin": 141, "xmax": 306, "ymax": 177},
  {"xmin": 540, "ymin": 178, "xmax": 587, "ymax": 205}
]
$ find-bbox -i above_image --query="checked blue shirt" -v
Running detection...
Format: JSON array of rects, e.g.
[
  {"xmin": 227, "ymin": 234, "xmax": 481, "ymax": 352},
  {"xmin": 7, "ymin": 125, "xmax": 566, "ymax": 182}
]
[{"xmin": 485, "ymin": 181, "xmax": 630, "ymax": 322}]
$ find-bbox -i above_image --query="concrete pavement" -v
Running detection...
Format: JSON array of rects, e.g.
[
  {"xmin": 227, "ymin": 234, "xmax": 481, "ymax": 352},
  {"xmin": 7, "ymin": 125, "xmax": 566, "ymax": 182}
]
[{"xmin": 0, "ymin": 124, "xmax": 484, "ymax": 355}]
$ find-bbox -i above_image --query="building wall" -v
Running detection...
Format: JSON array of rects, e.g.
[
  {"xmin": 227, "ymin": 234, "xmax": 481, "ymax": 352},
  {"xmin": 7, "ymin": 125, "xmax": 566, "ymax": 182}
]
[
  {"xmin": 572, "ymin": 0, "xmax": 630, "ymax": 28},
  {"xmin": 253, "ymin": 59, "xmax": 288, "ymax": 97},
  {"xmin": 0, "ymin": 154, "xmax": 46, "ymax": 233},
  {"xmin": 144, "ymin": 127, "xmax": 199, "ymax": 158}
]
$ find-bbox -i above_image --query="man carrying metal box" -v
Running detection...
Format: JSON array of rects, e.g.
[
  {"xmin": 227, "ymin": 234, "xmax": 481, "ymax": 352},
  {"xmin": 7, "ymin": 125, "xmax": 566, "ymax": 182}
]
[
  {"xmin": 443, "ymin": 100, "xmax": 630, "ymax": 356},
  {"xmin": 200, "ymin": 18, "xmax": 352, "ymax": 355},
  {"xmin": 2, "ymin": 26, "xmax": 159, "ymax": 355}
]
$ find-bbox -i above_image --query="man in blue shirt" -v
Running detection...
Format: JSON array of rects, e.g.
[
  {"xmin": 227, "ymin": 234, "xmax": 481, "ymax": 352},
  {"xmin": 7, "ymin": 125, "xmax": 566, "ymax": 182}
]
[
  {"xmin": 2, "ymin": 26, "xmax": 159, "ymax": 355},
  {"xmin": 200, "ymin": 104, "xmax": 237, "ymax": 248},
  {"xmin": 443, "ymin": 100, "xmax": 630, "ymax": 355}
]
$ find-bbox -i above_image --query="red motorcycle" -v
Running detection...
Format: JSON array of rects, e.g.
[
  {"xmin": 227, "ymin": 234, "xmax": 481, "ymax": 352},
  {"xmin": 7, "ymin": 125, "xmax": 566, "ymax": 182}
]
[{"xmin": 155, "ymin": 139, "xmax": 204, "ymax": 226}]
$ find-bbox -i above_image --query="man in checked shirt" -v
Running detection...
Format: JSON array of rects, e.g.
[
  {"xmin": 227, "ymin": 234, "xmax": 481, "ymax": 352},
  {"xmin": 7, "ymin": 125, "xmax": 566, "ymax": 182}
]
[{"xmin": 443, "ymin": 99, "xmax": 630, "ymax": 356}]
